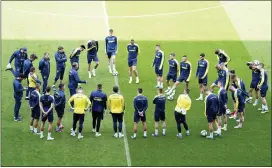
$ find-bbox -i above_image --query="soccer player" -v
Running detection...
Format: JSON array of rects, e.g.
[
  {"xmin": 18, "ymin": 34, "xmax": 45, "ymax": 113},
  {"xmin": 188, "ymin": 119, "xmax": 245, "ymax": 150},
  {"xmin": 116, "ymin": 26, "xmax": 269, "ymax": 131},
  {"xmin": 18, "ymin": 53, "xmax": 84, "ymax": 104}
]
[
  {"xmin": 6, "ymin": 47, "xmax": 28, "ymax": 74},
  {"xmin": 39, "ymin": 86, "xmax": 55, "ymax": 140},
  {"xmin": 127, "ymin": 38, "xmax": 140, "ymax": 84},
  {"xmin": 204, "ymin": 88, "xmax": 219, "ymax": 139},
  {"xmin": 53, "ymin": 46, "xmax": 67, "ymax": 88},
  {"xmin": 166, "ymin": 55, "xmax": 192, "ymax": 99},
  {"xmin": 90, "ymin": 84, "xmax": 107, "ymax": 137},
  {"xmin": 216, "ymin": 80, "xmax": 228, "ymax": 134},
  {"xmin": 229, "ymin": 86, "xmax": 246, "ymax": 128},
  {"xmin": 215, "ymin": 49, "xmax": 231, "ymax": 66},
  {"xmin": 68, "ymin": 62, "xmax": 87, "ymax": 97},
  {"xmin": 152, "ymin": 44, "xmax": 165, "ymax": 89},
  {"xmin": 257, "ymin": 63, "xmax": 269, "ymax": 113},
  {"xmin": 196, "ymin": 53, "xmax": 209, "ymax": 101},
  {"xmin": 108, "ymin": 86, "xmax": 125, "ymax": 138},
  {"xmin": 87, "ymin": 40, "xmax": 99, "ymax": 78},
  {"xmin": 246, "ymin": 60, "xmax": 261, "ymax": 106},
  {"xmin": 27, "ymin": 67, "xmax": 41, "ymax": 100},
  {"xmin": 174, "ymin": 89, "xmax": 191, "ymax": 139},
  {"xmin": 68, "ymin": 87, "xmax": 91, "ymax": 139},
  {"xmin": 105, "ymin": 29, "xmax": 118, "ymax": 74},
  {"xmin": 210, "ymin": 63, "xmax": 229, "ymax": 92},
  {"xmin": 29, "ymin": 83, "xmax": 41, "ymax": 134},
  {"xmin": 24, "ymin": 54, "xmax": 38, "ymax": 100},
  {"xmin": 38, "ymin": 52, "xmax": 50, "ymax": 94},
  {"xmin": 229, "ymin": 70, "xmax": 248, "ymax": 118},
  {"xmin": 165, "ymin": 53, "xmax": 179, "ymax": 93},
  {"xmin": 54, "ymin": 84, "xmax": 66, "ymax": 132},
  {"xmin": 131, "ymin": 88, "xmax": 148, "ymax": 139},
  {"xmin": 70, "ymin": 45, "xmax": 86, "ymax": 69},
  {"xmin": 13, "ymin": 73, "xmax": 26, "ymax": 121},
  {"xmin": 152, "ymin": 88, "xmax": 166, "ymax": 137}
]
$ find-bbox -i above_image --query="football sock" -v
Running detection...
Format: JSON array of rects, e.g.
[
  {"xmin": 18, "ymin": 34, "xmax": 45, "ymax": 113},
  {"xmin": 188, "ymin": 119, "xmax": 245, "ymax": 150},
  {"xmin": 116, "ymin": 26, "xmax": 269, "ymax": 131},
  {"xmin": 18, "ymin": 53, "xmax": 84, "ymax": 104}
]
[
  {"xmin": 48, "ymin": 132, "xmax": 51, "ymax": 138},
  {"xmin": 30, "ymin": 126, "xmax": 33, "ymax": 131},
  {"xmin": 200, "ymin": 94, "xmax": 203, "ymax": 98},
  {"xmin": 144, "ymin": 131, "xmax": 147, "ymax": 137},
  {"xmin": 155, "ymin": 129, "xmax": 158, "ymax": 135},
  {"xmin": 178, "ymin": 133, "xmax": 182, "ymax": 136},
  {"xmin": 34, "ymin": 128, "xmax": 38, "ymax": 133},
  {"xmin": 162, "ymin": 128, "xmax": 166, "ymax": 135},
  {"xmin": 133, "ymin": 133, "xmax": 136, "ymax": 138},
  {"xmin": 254, "ymin": 99, "xmax": 258, "ymax": 104}
]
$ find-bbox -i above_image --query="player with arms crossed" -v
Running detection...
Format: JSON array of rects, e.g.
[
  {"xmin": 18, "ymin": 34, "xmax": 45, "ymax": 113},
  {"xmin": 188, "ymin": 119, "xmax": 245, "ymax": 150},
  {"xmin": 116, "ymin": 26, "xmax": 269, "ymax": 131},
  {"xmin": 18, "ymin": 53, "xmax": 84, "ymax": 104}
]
[
  {"xmin": 87, "ymin": 40, "xmax": 99, "ymax": 78},
  {"xmin": 216, "ymin": 80, "xmax": 228, "ymax": 135},
  {"xmin": 108, "ymin": 86, "xmax": 125, "ymax": 138},
  {"xmin": 152, "ymin": 45, "xmax": 165, "ymax": 89},
  {"xmin": 152, "ymin": 88, "xmax": 167, "ymax": 137},
  {"xmin": 68, "ymin": 87, "xmax": 91, "ymax": 139},
  {"xmin": 105, "ymin": 29, "xmax": 118, "ymax": 75},
  {"xmin": 204, "ymin": 88, "xmax": 219, "ymax": 139},
  {"xmin": 70, "ymin": 45, "xmax": 86, "ymax": 69},
  {"xmin": 257, "ymin": 63, "xmax": 269, "ymax": 113},
  {"xmin": 196, "ymin": 53, "xmax": 209, "ymax": 101},
  {"xmin": 53, "ymin": 46, "xmax": 67, "ymax": 89},
  {"xmin": 39, "ymin": 86, "xmax": 55, "ymax": 140},
  {"xmin": 132, "ymin": 88, "xmax": 148, "ymax": 139},
  {"xmin": 165, "ymin": 53, "xmax": 179, "ymax": 93},
  {"xmin": 246, "ymin": 60, "xmax": 261, "ymax": 106},
  {"xmin": 54, "ymin": 84, "xmax": 66, "ymax": 132},
  {"xmin": 29, "ymin": 83, "xmax": 41, "ymax": 134},
  {"xmin": 215, "ymin": 49, "xmax": 231, "ymax": 67},
  {"xmin": 210, "ymin": 63, "xmax": 229, "ymax": 92},
  {"xmin": 174, "ymin": 89, "xmax": 191, "ymax": 139},
  {"xmin": 166, "ymin": 55, "xmax": 192, "ymax": 100},
  {"xmin": 38, "ymin": 52, "xmax": 50, "ymax": 94},
  {"xmin": 127, "ymin": 38, "xmax": 140, "ymax": 84}
]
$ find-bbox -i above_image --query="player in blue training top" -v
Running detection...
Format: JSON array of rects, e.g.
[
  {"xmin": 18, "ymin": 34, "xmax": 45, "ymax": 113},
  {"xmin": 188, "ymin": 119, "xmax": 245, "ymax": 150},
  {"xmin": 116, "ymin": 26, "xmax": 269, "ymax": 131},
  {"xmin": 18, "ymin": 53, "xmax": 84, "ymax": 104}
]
[
  {"xmin": 38, "ymin": 52, "xmax": 50, "ymax": 94},
  {"xmin": 216, "ymin": 80, "xmax": 228, "ymax": 135},
  {"xmin": 152, "ymin": 44, "xmax": 165, "ymax": 89},
  {"xmin": 257, "ymin": 63, "xmax": 269, "ymax": 113},
  {"xmin": 13, "ymin": 73, "xmax": 26, "ymax": 121},
  {"xmin": 68, "ymin": 62, "xmax": 87, "ymax": 97},
  {"xmin": 86, "ymin": 40, "xmax": 99, "ymax": 78},
  {"xmin": 53, "ymin": 46, "xmax": 67, "ymax": 89},
  {"xmin": 246, "ymin": 60, "xmax": 261, "ymax": 106},
  {"xmin": 210, "ymin": 63, "xmax": 229, "ymax": 93},
  {"xmin": 70, "ymin": 45, "xmax": 86, "ymax": 69},
  {"xmin": 196, "ymin": 53, "xmax": 209, "ymax": 101},
  {"xmin": 54, "ymin": 84, "xmax": 66, "ymax": 132},
  {"xmin": 90, "ymin": 84, "xmax": 107, "ymax": 137},
  {"xmin": 29, "ymin": 83, "xmax": 41, "ymax": 134},
  {"xmin": 6, "ymin": 47, "xmax": 28, "ymax": 74},
  {"xmin": 127, "ymin": 38, "xmax": 140, "ymax": 84},
  {"xmin": 215, "ymin": 49, "xmax": 231, "ymax": 67},
  {"xmin": 152, "ymin": 88, "xmax": 167, "ymax": 137},
  {"xmin": 204, "ymin": 88, "xmax": 219, "ymax": 140},
  {"xmin": 131, "ymin": 88, "xmax": 148, "ymax": 139},
  {"xmin": 165, "ymin": 53, "xmax": 179, "ymax": 94},
  {"xmin": 166, "ymin": 55, "xmax": 192, "ymax": 100},
  {"xmin": 39, "ymin": 86, "xmax": 55, "ymax": 140},
  {"xmin": 105, "ymin": 29, "xmax": 118, "ymax": 75}
]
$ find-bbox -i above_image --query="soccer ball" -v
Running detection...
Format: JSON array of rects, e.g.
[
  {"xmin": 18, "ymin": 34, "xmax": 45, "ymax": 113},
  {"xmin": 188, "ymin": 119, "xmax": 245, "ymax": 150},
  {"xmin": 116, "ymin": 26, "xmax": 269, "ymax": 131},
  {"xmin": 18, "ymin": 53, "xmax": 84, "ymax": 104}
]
[
  {"xmin": 167, "ymin": 95, "xmax": 174, "ymax": 101},
  {"xmin": 226, "ymin": 109, "xmax": 231, "ymax": 115},
  {"xmin": 200, "ymin": 130, "xmax": 207, "ymax": 137},
  {"xmin": 113, "ymin": 71, "xmax": 118, "ymax": 76}
]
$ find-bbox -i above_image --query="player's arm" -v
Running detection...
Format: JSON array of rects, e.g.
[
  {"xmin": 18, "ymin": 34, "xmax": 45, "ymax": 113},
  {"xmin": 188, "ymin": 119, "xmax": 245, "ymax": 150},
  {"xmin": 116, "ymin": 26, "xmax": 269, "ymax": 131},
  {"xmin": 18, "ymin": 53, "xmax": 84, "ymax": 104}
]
[
  {"xmin": 204, "ymin": 96, "xmax": 208, "ymax": 116},
  {"xmin": 70, "ymin": 48, "xmax": 78, "ymax": 59},
  {"xmin": 223, "ymin": 51, "xmax": 231, "ymax": 65},
  {"xmin": 74, "ymin": 71, "xmax": 87, "ymax": 84},
  {"xmin": 46, "ymin": 99, "xmax": 54, "ymax": 115},
  {"xmin": 143, "ymin": 98, "xmax": 148, "ymax": 113},
  {"xmin": 121, "ymin": 96, "xmax": 125, "ymax": 111},
  {"xmin": 85, "ymin": 96, "xmax": 92, "ymax": 110},
  {"xmin": 103, "ymin": 95, "xmax": 108, "ymax": 110},
  {"xmin": 95, "ymin": 41, "xmax": 99, "ymax": 52},
  {"xmin": 137, "ymin": 45, "xmax": 140, "ymax": 56},
  {"xmin": 234, "ymin": 91, "xmax": 239, "ymax": 110},
  {"xmin": 175, "ymin": 59, "xmax": 180, "ymax": 76},
  {"xmin": 107, "ymin": 95, "xmax": 112, "ymax": 111},
  {"xmin": 89, "ymin": 93, "xmax": 94, "ymax": 103},
  {"xmin": 257, "ymin": 69, "xmax": 265, "ymax": 88},
  {"xmin": 114, "ymin": 37, "xmax": 118, "ymax": 53},
  {"xmin": 105, "ymin": 38, "xmax": 108, "ymax": 53},
  {"xmin": 38, "ymin": 60, "xmax": 44, "ymax": 71},
  {"xmin": 153, "ymin": 96, "xmax": 157, "ymax": 104},
  {"xmin": 196, "ymin": 62, "xmax": 199, "ymax": 77},
  {"xmin": 8, "ymin": 52, "xmax": 16, "ymax": 64},
  {"xmin": 39, "ymin": 97, "xmax": 46, "ymax": 113},
  {"xmin": 67, "ymin": 95, "xmax": 75, "ymax": 107},
  {"xmin": 159, "ymin": 51, "xmax": 164, "ymax": 70},
  {"xmin": 127, "ymin": 44, "xmax": 129, "ymax": 53},
  {"xmin": 186, "ymin": 62, "xmax": 192, "ymax": 82},
  {"xmin": 202, "ymin": 60, "xmax": 209, "ymax": 79},
  {"xmin": 224, "ymin": 70, "xmax": 230, "ymax": 90}
]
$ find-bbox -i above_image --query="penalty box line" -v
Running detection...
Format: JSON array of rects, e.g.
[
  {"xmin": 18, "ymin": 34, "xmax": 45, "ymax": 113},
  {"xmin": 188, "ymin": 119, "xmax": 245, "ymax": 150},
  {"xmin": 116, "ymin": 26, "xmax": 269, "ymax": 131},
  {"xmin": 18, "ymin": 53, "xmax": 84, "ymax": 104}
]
[{"xmin": 102, "ymin": 1, "xmax": 132, "ymax": 167}]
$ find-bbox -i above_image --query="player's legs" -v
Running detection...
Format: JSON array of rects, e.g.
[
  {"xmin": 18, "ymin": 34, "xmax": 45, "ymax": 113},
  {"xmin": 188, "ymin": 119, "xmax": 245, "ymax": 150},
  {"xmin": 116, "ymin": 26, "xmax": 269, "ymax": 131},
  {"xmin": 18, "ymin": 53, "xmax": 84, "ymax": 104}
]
[
  {"xmin": 25, "ymin": 78, "xmax": 30, "ymax": 99},
  {"xmin": 47, "ymin": 113, "xmax": 54, "ymax": 140},
  {"xmin": 111, "ymin": 55, "xmax": 117, "ymax": 73},
  {"xmin": 92, "ymin": 57, "xmax": 99, "ymax": 77},
  {"xmin": 78, "ymin": 114, "xmax": 85, "ymax": 139},
  {"xmin": 153, "ymin": 113, "xmax": 159, "ymax": 136},
  {"xmin": 181, "ymin": 114, "xmax": 189, "ymax": 135},
  {"xmin": 142, "ymin": 121, "xmax": 147, "ymax": 138},
  {"xmin": 111, "ymin": 113, "xmax": 118, "ymax": 137},
  {"xmin": 72, "ymin": 113, "xmax": 79, "ymax": 134},
  {"xmin": 216, "ymin": 115, "xmax": 222, "ymax": 135},
  {"xmin": 128, "ymin": 66, "xmax": 133, "ymax": 83},
  {"xmin": 53, "ymin": 68, "xmax": 60, "ymax": 85},
  {"xmin": 174, "ymin": 111, "xmax": 182, "ymax": 138},
  {"xmin": 59, "ymin": 68, "xmax": 65, "ymax": 84},
  {"xmin": 259, "ymin": 86, "xmax": 268, "ymax": 113},
  {"xmin": 96, "ymin": 112, "xmax": 103, "ymax": 136},
  {"xmin": 40, "ymin": 121, "xmax": 45, "ymax": 138},
  {"xmin": 56, "ymin": 108, "xmax": 64, "ymax": 132},
  {"xmin": 132, "ymin": 65, "xmax": 139, "ymax": 84},
  {"xmin": 14, "ymin": 99, "xmax": 22, "ymax": 121},
  {"xmin": 253, "ymin": 89, "xmax": 259, "ymax": 106},
  {"xmin": 161, "ymin": 112, "xmax": 166, "ymax": 135},
  {"xmin": 117, "ymin": 113, "xmax": 124, "ymax": 138},
  {"xmin": 166, "ymin": 80, "xmax": 180, "ymax": 96},
  {"xmin": 92, "ymin": 111, "xmax": 97, "ymax": 132},
  {"xmin": 30, "ymin": 117, "xmax": 34, "ymax": 132}
]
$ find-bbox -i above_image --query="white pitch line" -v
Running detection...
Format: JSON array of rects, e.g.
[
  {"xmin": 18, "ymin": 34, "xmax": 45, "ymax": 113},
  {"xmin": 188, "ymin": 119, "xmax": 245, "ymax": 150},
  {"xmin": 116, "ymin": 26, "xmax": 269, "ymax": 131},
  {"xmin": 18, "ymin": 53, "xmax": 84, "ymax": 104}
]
[
  {"xmin": 102, "ymin": 1, "xmax": 132, "ymax": 167},
  {"xmin": 6, "ymin": 2, "xmax": 237, "ymax": 20}
]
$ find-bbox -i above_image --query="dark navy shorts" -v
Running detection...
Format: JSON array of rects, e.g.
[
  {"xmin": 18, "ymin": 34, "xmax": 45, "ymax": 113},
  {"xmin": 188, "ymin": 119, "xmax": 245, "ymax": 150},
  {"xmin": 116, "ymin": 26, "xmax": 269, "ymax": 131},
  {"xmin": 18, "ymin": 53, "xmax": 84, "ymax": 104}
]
[
  {"xmin": 250, "ymin": 80, "xmax": 259, "ymax": 90},
  {"xmin": 107, "ymin": 51, "xmax": 116, "ymax": 59},
  {"xmin": 128, "ymin": 59, "xmax": 137, "ymax": 67},
  {"xmin": 174, "ymin": 111, "xmax": 186, "ymax": 123},
  {"xmin": 154, "ymin": 111, "xmax": 165, "ymax": 122},
  {"xmin": 218, "ymin": 106, "xmax": 226, "ymax": 116},
  {"xmin": 134, "ymin": 113, "xmax": 146, "ymax": 123},
  {"xmin": 87, "ymin": 55, "xmax": 99, "ymax": 64},
  {"xmin": 55, "ymin": 106, "xmax": 65, "ymax": 118},
  {"xmin": 238, "ymin": 103, "xmax": 245, "ymax": 113},
  {"xmin": 260, "ymin": 86, "xmax": 268, "ymax": 97},
  {"xmin": 166, "ymin": 73, "xmax": 177, "ymax": 82},
  {"xmin": 231, "ymin": 92, "xmax": 236, "ymax": 102},
  {"xmin": 155, "ymin": 67, "xmax": 163, "ymax": 77},
  {"xmin": 41, "ymin": 111, "xmax": 53, "ymax": 123},
  {"xmin": 198, "ymin": 76, "xmax": 208, "ymax": 86},
  {"xmin": 207, "ymin": 113, "xmax": 217, "ymax": 123},
  {"xmin": 178, "ymin": 75, "xmax": 189, "ymax": 83},
  {"xmin": 31, "ymin": 106, "xmax": 40, "ymax": 120}
]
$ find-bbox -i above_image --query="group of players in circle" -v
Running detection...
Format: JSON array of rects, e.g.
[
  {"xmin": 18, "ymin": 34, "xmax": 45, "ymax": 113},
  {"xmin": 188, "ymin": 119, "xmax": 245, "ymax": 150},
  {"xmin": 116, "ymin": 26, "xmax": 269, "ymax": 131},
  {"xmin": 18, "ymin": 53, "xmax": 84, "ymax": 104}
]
[{"xmin": 5, "ymin": 29, "xmax": 269, "ymax": 140}]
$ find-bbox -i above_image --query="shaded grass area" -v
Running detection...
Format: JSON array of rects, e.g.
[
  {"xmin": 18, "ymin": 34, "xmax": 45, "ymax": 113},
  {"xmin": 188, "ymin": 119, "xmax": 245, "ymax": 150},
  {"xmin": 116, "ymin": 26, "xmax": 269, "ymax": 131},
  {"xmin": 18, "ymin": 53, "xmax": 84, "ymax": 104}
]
[{"xmin": 1, "ymin": 40, "xmax": 271, "ymax": 166}]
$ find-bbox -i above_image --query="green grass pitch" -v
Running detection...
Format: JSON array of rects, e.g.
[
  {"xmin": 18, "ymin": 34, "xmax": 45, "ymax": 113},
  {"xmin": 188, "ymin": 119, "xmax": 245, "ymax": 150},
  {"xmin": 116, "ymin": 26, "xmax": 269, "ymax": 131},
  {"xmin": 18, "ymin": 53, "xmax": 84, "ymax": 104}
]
[{"xmin": 1, "ymin": 1, "xmax": 271, "ymax": 167}]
